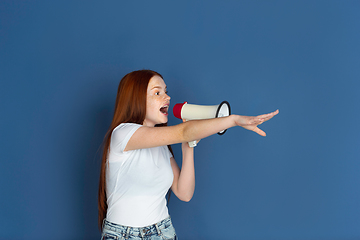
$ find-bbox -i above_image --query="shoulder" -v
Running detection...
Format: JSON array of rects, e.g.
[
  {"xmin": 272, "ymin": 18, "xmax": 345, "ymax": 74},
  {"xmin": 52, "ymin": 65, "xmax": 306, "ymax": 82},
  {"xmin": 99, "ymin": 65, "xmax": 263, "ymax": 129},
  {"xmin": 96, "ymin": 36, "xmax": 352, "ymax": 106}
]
[
  {"xmin": 113, "ymin": 123, "xmax": 142, "ymax": 133},
  {"xmin": 111, "ymin": 123, "xmax": 143, "ymax": 147}
]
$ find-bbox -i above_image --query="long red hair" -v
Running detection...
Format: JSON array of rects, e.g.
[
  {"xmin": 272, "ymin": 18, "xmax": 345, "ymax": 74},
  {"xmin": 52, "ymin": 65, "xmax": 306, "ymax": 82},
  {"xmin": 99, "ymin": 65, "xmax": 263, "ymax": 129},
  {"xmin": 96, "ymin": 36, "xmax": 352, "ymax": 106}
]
[{"xmin": 98, "ymin": 70, "xmax": 171, "ymax": 229}]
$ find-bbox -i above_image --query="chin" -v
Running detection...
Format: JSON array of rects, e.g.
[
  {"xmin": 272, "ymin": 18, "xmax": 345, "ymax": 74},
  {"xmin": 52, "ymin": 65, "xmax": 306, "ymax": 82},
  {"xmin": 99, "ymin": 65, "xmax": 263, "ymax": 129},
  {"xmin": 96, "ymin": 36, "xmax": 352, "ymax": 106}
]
[{"xmin": 157, "ymin": 118, "xmax": 168, "ymax": 126}]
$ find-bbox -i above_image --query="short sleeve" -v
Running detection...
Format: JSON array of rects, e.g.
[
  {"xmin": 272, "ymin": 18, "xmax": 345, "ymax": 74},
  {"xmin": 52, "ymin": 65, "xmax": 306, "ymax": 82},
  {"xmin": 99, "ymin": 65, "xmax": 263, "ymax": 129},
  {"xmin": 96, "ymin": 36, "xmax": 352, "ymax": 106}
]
[
  {"xmin": 164, "ymin": 146, "xmax": 173, "ymax": 161},
  {"xmin": 110, "ymin": 123, "xmax": 142, "ymax": 154}
]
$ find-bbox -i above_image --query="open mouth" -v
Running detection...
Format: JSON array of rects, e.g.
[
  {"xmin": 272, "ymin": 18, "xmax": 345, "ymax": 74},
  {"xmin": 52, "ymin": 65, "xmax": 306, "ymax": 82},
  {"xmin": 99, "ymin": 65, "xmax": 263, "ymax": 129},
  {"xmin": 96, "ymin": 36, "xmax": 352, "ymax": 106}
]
[{"xmin": 160, "ymin": 105, "xmax": 169, "ymax": 115}]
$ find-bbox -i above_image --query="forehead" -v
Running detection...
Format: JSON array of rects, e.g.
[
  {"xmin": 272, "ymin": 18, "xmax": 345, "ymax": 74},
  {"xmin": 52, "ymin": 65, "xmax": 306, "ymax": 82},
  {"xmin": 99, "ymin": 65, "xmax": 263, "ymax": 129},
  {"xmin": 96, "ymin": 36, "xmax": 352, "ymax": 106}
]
[{"xmin": 148, "ymin": 75, "xmax": 166, "ymax": 90}]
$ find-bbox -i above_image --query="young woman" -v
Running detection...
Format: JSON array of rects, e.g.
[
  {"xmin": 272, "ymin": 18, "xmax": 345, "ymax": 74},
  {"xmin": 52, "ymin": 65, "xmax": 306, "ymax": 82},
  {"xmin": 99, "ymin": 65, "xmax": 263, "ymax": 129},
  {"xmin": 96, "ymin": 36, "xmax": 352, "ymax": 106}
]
[{"xmin": 98, "ymin": 70, "xmax": 278, "ymax": 240}]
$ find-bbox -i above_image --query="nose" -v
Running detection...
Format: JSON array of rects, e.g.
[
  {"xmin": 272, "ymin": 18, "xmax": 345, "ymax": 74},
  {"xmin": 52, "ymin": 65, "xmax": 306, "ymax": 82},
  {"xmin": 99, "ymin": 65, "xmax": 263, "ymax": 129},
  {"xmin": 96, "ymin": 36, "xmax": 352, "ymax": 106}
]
[{"xmin": 165, "ymin": 93, "xmax": 171, "ymax": 101}]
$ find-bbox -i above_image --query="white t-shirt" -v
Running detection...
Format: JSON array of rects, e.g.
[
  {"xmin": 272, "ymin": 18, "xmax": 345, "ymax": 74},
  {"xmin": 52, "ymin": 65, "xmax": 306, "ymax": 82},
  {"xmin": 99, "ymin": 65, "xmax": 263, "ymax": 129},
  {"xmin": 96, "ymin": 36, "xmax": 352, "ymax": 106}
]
[{"xmin": 106, "ymin": 123, "xmax": 174, "ymax": 227}]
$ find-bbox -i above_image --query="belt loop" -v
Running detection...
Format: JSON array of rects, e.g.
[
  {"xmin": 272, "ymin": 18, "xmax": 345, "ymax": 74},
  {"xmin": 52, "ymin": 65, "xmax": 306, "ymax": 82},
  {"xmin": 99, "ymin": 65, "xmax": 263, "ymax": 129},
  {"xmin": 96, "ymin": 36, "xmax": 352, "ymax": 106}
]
[
  {"xmin": 125, "ymin": 227, "xmax": 130, "ymax": 239},
  {"xmin": 139, "ymin": 227, "xmax": 144, "ymax": 238},
  {"xmin": 155, "ymin": 223, "xmax": 161, "ymax": 236}
]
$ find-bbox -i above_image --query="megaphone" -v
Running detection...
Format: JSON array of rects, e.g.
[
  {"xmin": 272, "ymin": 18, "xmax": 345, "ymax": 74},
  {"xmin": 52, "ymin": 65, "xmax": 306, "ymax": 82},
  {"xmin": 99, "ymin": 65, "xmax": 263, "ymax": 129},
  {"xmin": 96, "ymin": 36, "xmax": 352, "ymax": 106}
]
[{"xmin": 173, "ymin": 101, "xmax": 231, "ymax": 147}]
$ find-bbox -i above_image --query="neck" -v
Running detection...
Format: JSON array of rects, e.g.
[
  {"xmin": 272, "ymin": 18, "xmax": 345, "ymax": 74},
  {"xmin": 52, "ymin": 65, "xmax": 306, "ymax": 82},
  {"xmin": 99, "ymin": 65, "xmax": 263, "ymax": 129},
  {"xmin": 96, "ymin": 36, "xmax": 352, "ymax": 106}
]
[{"xmin": 142, "ymin": 120, "xmax": 155, "ymax": 127}]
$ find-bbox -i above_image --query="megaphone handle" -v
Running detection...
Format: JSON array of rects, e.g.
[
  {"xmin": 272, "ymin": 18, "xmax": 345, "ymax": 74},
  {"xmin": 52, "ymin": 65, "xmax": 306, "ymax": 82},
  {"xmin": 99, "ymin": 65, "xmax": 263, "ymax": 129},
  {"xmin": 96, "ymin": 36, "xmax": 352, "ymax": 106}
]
[{"xmin": 188, "ymin": 140, "xmax": 197, "ymax": 148}]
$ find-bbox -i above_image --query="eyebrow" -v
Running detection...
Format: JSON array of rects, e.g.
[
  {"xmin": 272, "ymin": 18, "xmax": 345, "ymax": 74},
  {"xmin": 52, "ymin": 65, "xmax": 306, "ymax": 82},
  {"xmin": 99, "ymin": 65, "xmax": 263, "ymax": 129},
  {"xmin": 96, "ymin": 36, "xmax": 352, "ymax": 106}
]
[{"xmin": 151, "ymin": 86, "xmax": 167, "ymax": 90}]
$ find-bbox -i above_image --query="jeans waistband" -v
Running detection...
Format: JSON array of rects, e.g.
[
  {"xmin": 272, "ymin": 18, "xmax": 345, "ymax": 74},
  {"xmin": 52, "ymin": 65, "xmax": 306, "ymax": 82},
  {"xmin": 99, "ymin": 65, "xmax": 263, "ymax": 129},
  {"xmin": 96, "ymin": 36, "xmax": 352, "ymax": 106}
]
[{"xmin": 103, "ymin": 216, "xmax": 172, "ymax": 238}]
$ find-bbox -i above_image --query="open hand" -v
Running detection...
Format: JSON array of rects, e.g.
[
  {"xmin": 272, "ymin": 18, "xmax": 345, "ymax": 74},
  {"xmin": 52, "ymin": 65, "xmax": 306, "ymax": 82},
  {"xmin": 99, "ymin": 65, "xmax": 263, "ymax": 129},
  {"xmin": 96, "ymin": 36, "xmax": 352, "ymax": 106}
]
[{"xmin": 234, "ymin": 109, "xmax": 279, "ymax": 136}]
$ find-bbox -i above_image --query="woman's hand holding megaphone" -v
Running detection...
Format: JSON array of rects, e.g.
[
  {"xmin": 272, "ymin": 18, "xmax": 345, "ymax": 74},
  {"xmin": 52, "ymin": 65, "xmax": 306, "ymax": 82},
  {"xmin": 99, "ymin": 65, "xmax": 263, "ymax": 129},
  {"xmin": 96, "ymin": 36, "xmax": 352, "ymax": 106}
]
[
  {"xmin": 234, "ymin": 109, "xmax": 279, "ymax": 136},
  {"xmin": 182, "ymin": 119, "xmax": 201, "ymax": 147}
]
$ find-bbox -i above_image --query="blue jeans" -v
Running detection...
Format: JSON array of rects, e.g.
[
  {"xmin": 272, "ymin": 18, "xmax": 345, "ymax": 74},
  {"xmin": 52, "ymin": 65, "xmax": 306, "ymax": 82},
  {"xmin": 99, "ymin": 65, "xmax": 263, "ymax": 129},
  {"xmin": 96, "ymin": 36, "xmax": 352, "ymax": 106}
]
[{"xmin": 101, "ymin": 216, "xmax": 178, "ymax": 240}]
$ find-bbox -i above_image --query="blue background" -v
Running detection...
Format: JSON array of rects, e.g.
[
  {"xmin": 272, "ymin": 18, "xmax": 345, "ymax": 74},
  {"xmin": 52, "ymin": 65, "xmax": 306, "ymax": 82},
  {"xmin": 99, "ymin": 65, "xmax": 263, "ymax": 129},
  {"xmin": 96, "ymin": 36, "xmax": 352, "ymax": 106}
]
[{"xmin": 1, "ymin": 1, "xmax": 359, "ymax": 239}]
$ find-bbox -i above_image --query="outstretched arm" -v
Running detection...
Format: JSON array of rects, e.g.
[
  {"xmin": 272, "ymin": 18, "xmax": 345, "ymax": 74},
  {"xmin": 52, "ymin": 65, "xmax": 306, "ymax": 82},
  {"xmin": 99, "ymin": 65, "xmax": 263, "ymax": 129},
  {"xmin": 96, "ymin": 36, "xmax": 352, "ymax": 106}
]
[{"xmin": 125, "ymin": 110, "xmax": 279, "ymax": 151}]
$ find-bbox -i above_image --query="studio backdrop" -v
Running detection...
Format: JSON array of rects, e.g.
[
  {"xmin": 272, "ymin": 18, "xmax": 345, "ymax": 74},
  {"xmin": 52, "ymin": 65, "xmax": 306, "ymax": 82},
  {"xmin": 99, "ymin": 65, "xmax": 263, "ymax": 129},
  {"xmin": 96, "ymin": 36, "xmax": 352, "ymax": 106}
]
[{"xmin": 1, "ymin": 1, "xmax": 359, "ymax": 239}]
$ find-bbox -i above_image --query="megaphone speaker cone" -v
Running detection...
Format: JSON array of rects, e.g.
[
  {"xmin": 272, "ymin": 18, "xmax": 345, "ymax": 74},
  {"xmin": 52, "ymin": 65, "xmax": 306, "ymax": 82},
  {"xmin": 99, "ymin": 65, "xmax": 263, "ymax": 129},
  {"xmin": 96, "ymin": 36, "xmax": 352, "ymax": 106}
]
[
  {"xmin": 172, "ymin": 101, "xmax": 231, "ymax": 137},
  {"xmin": 216, "ymin": 101, "xmax": 231, "ymax": 135}
]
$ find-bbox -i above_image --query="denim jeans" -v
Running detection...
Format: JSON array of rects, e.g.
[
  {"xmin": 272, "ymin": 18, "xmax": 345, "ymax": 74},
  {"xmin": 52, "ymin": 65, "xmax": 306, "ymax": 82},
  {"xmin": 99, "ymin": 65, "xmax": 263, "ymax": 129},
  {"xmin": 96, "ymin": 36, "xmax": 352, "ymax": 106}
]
[{"xmin": 101, "ymin": 216, "xmax": 178, "ymax": 240}]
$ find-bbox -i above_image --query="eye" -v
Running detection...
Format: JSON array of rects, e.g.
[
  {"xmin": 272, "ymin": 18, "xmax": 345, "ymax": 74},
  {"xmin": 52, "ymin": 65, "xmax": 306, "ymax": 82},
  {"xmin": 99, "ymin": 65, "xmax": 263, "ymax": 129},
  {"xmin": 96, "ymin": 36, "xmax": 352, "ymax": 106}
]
[{"xmin": 155, "ymin": 92, "xmax": 160, "ymax": 96}]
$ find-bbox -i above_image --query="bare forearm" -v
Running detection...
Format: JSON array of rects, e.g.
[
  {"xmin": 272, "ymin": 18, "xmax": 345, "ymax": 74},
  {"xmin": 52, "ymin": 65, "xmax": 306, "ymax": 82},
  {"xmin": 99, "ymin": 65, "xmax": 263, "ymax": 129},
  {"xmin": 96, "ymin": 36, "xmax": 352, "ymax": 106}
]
[
  {"xmin": 182, "ymin": 115, "xmax": 237, "ymax": 142},
  {"xmin": 176, "ymin": 144, "xmax": 195, "ymax": 202}
]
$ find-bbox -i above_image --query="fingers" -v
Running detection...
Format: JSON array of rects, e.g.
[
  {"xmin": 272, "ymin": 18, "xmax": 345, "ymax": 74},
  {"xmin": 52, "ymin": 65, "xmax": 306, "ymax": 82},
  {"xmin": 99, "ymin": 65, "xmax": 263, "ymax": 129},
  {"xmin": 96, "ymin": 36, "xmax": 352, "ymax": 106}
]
[
  {"xmin": 258, "ymin": 110, "xmax": 277, "ymax": 119},
  {"xmin": 253, "ymin": 110, "xmax": 278, "ymax": 136},
  {"xmin": 253, "ymin": 127, "xmax": 266, "ymax": 136},
  {"xmin": 257, "ymin": 109, "xmax": 279, "ymax": 122}
]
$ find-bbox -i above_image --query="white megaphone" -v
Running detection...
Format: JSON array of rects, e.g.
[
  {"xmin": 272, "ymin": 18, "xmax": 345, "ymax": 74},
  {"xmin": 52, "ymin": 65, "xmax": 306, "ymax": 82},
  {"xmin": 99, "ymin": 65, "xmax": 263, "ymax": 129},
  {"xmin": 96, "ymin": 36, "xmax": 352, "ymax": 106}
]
[{"xmin": 173, "ymin": 101, "xmax": 231, "ymax": 147}]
